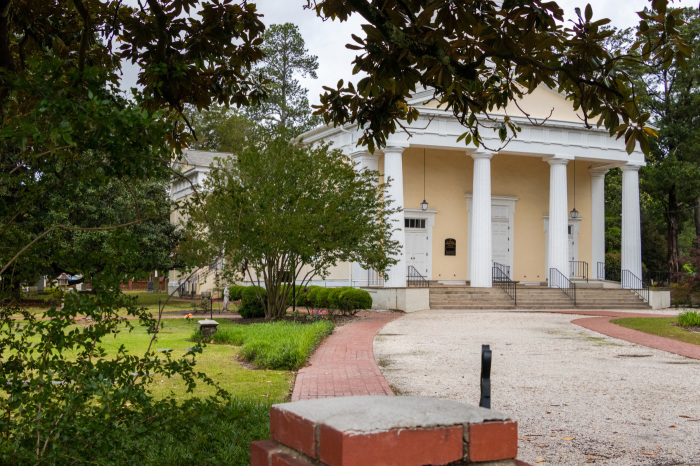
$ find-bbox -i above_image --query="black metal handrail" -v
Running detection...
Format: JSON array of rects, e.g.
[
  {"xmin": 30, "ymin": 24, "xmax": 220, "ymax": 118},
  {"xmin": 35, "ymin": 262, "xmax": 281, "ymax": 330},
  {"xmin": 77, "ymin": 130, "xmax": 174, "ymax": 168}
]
[
  {"xmin": 549, "ymin": 268, "xmax": 576, "ymax": 305},
  {"xmin": 569, "ymin": 261, "xmax": 588, "ymax": 282},
  {"xmin": 407, "ymin": 265, "xmax": 429, "ymax": 288},
  {"xmin": 493, "ymin": 262, "xmax": 510, "ymax": 279},
  {"xmin": 492, "ymin": 264, "xmax": 516, "ymax": 304},
  {"xmin": 621, "ymin": 269, "xmax": 649, "ymax": 303},
  {"xmin": 597, "ymin": 262, "xmax": 605, "ymax": 280}
]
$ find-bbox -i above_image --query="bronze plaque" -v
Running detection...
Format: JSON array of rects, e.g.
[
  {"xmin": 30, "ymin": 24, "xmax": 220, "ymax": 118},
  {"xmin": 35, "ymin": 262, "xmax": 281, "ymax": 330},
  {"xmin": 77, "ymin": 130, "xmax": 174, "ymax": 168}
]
[{"xmin": 445, "ymin": 238, "xmax": 456, "ymax": 256}]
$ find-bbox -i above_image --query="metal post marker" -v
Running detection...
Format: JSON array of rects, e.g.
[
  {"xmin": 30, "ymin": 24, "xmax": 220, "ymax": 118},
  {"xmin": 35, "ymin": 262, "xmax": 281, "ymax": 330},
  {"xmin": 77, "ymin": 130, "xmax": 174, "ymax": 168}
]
[{"xmin": 480, "ymin": 344, "xmax": 492, "ymax": 409}]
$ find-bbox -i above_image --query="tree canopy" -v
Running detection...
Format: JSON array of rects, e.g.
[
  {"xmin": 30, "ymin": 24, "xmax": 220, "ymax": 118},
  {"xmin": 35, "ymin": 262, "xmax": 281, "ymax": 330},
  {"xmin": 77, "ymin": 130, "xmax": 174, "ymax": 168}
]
[
  {"xmin": 307, "ymin": 0, "xmax": 690, "ymax": 154},
  {"xmin": 244, "ymin": 22, "xmax": 321, "ymax": 135},
  {"xmin": 181, "ymin": 135, "xmax": 399, "ymax": 319}
]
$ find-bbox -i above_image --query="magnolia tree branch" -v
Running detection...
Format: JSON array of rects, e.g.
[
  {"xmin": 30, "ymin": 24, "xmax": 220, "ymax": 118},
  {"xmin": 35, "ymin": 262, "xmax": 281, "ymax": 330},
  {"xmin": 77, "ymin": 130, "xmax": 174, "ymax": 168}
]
[{"xmin": 0, "ymin": 220, "xmax": 146, "ymax": 277}]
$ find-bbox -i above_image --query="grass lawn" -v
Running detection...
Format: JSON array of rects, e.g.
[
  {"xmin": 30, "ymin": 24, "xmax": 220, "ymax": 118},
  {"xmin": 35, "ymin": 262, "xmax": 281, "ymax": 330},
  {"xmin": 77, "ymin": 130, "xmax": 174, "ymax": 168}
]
[
  {"xmin": 4, "ymin": 315, "xmax": 333, "ymax": 465},
  {"xmin": 98, "ymin": 318, "xmax": 294, "ymax": 401},
  {"xmin": 611, "ymin": 317, "xmax": 700, "ymax": 346}
]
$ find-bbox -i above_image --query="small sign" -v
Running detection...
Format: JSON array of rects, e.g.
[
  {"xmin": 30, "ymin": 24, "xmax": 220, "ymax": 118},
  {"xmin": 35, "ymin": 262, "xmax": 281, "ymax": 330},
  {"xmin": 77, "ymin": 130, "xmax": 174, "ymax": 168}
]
[{"xmin": 445, "ymin": 238, "xmax": 456, "ymax": 256}]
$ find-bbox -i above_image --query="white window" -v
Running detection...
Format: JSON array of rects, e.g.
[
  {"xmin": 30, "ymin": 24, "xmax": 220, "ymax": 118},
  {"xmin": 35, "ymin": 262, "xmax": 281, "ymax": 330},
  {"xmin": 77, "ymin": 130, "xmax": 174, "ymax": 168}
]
[{"xmin": 404, "ymin": 218, "xmax": 426, "ymax": 229}]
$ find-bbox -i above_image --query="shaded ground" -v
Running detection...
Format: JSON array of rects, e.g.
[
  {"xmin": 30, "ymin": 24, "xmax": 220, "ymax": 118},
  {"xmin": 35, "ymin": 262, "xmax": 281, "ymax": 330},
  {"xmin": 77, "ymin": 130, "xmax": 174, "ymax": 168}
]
[{"xmin": 374, "ymin": 310, "xmax": 700, "ymax": 465}]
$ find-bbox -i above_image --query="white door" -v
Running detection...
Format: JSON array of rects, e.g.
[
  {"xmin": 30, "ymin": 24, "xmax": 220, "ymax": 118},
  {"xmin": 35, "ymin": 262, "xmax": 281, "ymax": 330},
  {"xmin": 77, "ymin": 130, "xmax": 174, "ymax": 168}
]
[
  {"xmin": 405, "ymin": 229, "xmax": 430, "ymax": 277},
  {"xmin": 492, "ymin": 219, "xmax": 510, "ymax": 273}
]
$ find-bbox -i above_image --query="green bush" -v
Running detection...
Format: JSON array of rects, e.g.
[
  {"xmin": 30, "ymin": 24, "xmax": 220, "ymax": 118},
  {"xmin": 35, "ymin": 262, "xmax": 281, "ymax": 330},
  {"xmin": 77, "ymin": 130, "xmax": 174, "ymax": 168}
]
[
  {"xmin": 207, "ymin": 321, "xmax": 334, "ymax": 370},
  {"xmin": 239, "ymin": 286, "xmax": 267, "ymax": 318},
  {"xmin": 678, "ymin": 310, "xmax": 700, "ymax": 327},
  {"xmin": 605, "ymin": 252, "xmax": 621, "ymax": 282},
  {"xmin": 337, "ymin": 288, "xmax": 373, "ymax": 314},
  {"xmin": 671, "ymin": 282, "xmax": 693, "ymax": 307},
  {"xmin": 295, "ymin": 286, "xmax": 318, "ymax": 309},
  {"xmin": 314, "ymin": 287, "xmax": 332, "ymax": 309},
  {"xmin": 228, "ymin": 285, "xmax": 246, "ymax": 301},
  {"xmin": 328, "ymin": 287, "xmax": 352, "ymax": 309},
  {"xmin": 279, "ymin": 284, "xmax": 304, "ymax": 305}
]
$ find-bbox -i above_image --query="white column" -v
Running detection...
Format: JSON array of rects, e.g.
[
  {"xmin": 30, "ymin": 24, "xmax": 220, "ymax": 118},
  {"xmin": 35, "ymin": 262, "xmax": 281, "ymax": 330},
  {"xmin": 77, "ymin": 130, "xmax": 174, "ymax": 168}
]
[
  {"xmin": 469, "ymin": 150, "xmax": 494, "ymax": 287},
  {"xmin": 384, "ymin": 146, "xmax": 407, "ymax": 288},
  {"xmin": 547, "ymin": 157, "xmax": 570, "ymax": 285},
  {"xmin": 621, "ymin": 164, "xmax": 643, "ymax": 283},
  {"xmin": 589, "ymin": 167, "xmax": 609, "ymax": 279},
  {"xmin": 351, "ymin": 151, "xmax": 379, "ymax": 285}
]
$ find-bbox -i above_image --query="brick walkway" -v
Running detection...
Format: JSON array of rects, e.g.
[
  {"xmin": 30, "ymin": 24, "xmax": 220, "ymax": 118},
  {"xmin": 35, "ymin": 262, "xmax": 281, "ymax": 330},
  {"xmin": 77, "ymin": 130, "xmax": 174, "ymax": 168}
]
[
  {"xmin": 291, "ymin": 312, "xmax": 401, "ymax": 401},
  {"xmin": 570, "ymin": 312, "xmax": 700, "ymax": 360}
]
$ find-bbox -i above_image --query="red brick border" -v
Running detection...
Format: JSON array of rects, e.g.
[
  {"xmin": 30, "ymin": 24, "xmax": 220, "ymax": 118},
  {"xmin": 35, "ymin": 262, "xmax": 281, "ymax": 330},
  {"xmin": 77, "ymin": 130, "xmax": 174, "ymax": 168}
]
[{"xmin": 571, "ymin": 314, "xmax": 700, "ymax": 360}]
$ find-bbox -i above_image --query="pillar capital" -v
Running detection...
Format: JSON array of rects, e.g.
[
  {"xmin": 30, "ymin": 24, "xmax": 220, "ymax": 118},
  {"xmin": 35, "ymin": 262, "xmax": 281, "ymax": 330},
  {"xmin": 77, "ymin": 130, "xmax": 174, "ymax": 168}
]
[
  {"xmin": 620, "ymin": 163, "xmax": 642, "ymax": 173},
  {"xmin": 382, "ymin": 143, "xmax": 409, "ymax": 155},
  {"xmin": 470, "ymin": 149, "xmax": 495, "ymax": 160},
  {"xmin": 588, "ymin": 166, "xmax": 610, "ymax": 178},
  {"xmin": 545, "ymin": 156, "xmax": 571, "ymax": 166}
]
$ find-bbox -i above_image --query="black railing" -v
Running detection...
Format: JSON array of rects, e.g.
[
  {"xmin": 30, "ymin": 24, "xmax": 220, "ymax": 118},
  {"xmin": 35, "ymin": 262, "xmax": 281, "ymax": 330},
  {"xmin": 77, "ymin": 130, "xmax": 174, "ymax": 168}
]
[
  {"xmin": 569, "ymin": 261, "xmax": 588, "ymax": 282},
  {"xmin": 493, "ymin": 262, "xmax": 510, "ymax": 279},
  {"xmin": 643, "ymin": 270, "xmax": 675, "ymax": 287},
  {"xmin": 407, "ymin": 265, "xmax": 429, "ymax": 288},
  {"xmin": 597, "ymin": 262, "xmax": 605, "ymax": 280},
  {"xmin": 492, "ymin": 264, "xmax": 516, "ymax": 304},
  {"xmin": 549, "ymin": 268, "xmax": 576, "ymax": 305},
  {"xmin": 621, "ymin": 269, "xmax": 649, "ymax": 303}
]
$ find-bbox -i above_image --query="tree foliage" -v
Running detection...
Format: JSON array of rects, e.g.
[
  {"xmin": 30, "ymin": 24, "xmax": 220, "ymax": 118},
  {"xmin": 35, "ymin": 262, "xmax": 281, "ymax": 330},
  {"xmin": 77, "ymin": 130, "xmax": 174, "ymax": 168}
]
[
  {"xmin": 181, "ymin": 135, "xmax": 399, "ymax": 320},
  {"xmin": 601, "ymin": 8, "xmax": 700, "ymax": 273},
  {"xmin": 306, "ymin": 0, "xmax": 689, "ymax": 153},
  {"xmin": 187, "ymin": 104, "xmax": 256, "ymax": 153},
  {"xmin": 0, "ymin": 0, "xmax": 266, "ymax": 461},
  {"xmin": 638, "ymin": 8, "xmax": 700, "ymax": 272},
  {"xmin": 244, "ymin": 23, "xmax": 320, "ymax": 135}
]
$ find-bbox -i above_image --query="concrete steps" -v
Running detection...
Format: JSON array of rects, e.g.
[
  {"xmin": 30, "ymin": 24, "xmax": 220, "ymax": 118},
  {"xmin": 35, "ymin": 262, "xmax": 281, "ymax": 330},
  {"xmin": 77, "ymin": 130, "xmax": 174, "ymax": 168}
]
[{"xmin": 429, "ymin": 285, "xmax": 651, "ymax": 310}]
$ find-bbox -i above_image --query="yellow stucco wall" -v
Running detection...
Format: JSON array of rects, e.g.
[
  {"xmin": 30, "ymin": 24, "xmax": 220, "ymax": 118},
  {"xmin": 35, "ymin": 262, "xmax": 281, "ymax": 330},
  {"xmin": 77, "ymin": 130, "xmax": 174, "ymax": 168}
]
[{"xmin": 398, "ymin": 148, "xmax": 592, "ymax": 283}]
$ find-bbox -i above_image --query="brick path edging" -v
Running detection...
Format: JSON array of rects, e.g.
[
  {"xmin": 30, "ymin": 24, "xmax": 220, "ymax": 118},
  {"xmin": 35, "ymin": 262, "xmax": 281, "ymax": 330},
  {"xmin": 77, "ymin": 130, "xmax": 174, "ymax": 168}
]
[{"xmin": 571, "ymin": 313, "xmax": 700, "ymax": 360}]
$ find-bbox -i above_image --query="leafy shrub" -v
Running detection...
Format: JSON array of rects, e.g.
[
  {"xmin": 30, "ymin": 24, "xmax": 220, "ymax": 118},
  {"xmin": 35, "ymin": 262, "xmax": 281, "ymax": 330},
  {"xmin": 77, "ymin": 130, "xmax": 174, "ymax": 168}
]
[
  {"xmin": 671, "ymin": 282, "xmax": 692, "ymax": 307},
  {"xmin": 337, "ymin": 288, "xmax": 373, "ymax": 314},
  {"xmin": 1, "ymin": 292, "xmax": 212, "ymax": 464},
  {"xmin": 206, "ymin": 321, "xmax": 334, "ymax": 370},
  {"xmin": 314, "ymin": 287, "xmax": 332, "ymax": 309},
  {"xmin": 678, "ymin": 310, "xmax": 700, "ymax": 327},
  {"xmin": 604, "ymin": 252, "xmax": 621, "ymax": 282},
  {"xmin": 239, "ymin": 286, "xmax": 267, "ymax": 318},
  {"xmin": 6, "ymin": 397, "xmax": 271, "ymax": 465},
  {"xmin": 295, "ymin": 286, "xmax": 318, "ymax": 311},
  {"xmin": 228, "ymin": 285, "xmax": 246, "ymax": 300},
  {"xmin": 328, "ymin": 287, "xmax": 352, "ymax": 309}
]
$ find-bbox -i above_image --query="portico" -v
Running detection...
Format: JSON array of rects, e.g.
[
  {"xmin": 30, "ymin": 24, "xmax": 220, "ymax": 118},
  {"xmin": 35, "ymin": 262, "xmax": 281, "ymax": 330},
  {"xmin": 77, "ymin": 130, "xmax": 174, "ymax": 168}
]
[{"xmin": 301, "ymin": 85, "xmax": 646, "ymax": 290}]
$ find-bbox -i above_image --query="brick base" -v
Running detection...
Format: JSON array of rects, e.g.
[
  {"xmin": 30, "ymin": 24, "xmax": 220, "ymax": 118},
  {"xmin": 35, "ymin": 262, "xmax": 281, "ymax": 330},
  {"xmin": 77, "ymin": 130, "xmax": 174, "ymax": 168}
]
[{"xmin": 251, "ymin": 396, "xmax": 522, "ymax": 466}]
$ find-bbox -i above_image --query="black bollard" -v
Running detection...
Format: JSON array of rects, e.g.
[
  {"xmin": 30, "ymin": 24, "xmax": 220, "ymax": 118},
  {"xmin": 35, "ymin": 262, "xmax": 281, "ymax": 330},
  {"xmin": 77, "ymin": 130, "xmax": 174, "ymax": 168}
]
[{"xmin": 480, "ymin": 344, "xmax": 492, "ymax": 409}]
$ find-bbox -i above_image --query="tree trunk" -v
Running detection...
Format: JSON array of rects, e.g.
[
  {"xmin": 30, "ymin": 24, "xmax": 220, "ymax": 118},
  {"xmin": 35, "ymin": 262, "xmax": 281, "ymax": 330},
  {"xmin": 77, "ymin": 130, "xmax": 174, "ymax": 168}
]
[{"xmin": 666, "ymin": 188, "xmax": 680, "ymax": 273}]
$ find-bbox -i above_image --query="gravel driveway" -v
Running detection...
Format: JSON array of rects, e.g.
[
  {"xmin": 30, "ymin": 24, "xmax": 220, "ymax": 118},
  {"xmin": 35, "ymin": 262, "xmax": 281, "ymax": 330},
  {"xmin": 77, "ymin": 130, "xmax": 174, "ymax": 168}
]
[{"xmin": 374, "ymin": 310, "xmax": 700, "ymax": 465}]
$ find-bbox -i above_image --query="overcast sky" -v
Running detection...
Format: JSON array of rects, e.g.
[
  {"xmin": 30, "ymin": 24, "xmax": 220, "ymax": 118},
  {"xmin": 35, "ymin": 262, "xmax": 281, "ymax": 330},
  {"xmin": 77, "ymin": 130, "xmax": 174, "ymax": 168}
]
[{"xmin": 122, "ymin": 1, "xmax": 697, "ymax": 105}]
